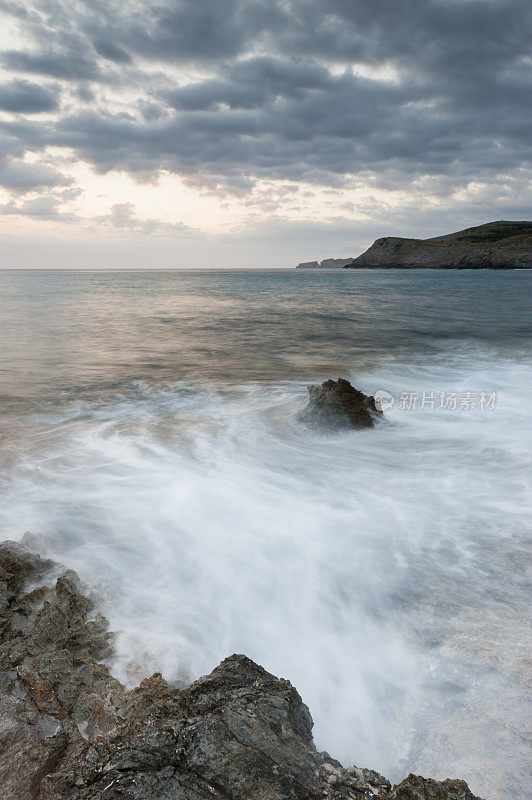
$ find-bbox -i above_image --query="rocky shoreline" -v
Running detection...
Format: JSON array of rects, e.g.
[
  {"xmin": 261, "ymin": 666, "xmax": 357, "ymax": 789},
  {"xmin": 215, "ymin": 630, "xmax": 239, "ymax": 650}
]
[
  {"xmin": 296, "ymin": 258, "xmax": 355, "ymax": 269},
  {"xmin": 0, "ymin": 538, "xmax": 487, "ymax": 800},
  {"xmin": 295, "ymin": 221, "xmax": 532, "ymax": 270}
]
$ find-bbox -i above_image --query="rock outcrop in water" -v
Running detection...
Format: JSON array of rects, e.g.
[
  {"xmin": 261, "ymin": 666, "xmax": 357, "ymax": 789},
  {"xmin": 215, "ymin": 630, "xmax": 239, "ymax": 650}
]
[
  {"xmin": 0, "ymin": 539, "xmax": 485, "ymax": 800},
  {"xmin": 299, "ymin": 378, "xmax": 382, "ymax": 431},
  {"xmin": 345, "ymin": 221, "xmax": 532, "ymax": 269}
]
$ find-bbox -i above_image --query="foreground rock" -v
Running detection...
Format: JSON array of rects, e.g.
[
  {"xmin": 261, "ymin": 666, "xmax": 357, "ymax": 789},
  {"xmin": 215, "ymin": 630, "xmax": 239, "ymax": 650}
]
[
  {"xmin": 299, "ymin": 378, "xmax": 382, "ymax": 431},
  {"xmin": 0, "ymin": 540, "xmax": 485, "ymax": 800},
  {"xmin": 345, "ymin": 220, "xmax": 532, "ymax": 269},
  {"xmin": 388, "ymin": 775, "xmax": 484, "ymax": 800}
]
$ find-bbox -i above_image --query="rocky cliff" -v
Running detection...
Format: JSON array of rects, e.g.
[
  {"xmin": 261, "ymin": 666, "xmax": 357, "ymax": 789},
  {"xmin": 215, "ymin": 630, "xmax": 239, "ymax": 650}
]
[
  {"xmin": 296, "ymin": 257, "xmax": 355, "ymax": 268},
  {"xmin": 0, "ymin": 539, "xmax": 486, "ymax": 800},
  {"xmin": 345, "ymin": 221, "xmax": 532, "ymax": 269}
]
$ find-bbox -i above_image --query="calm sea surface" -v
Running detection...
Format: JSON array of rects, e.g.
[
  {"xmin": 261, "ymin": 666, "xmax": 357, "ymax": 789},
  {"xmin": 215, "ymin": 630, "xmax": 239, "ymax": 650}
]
[{"xmin": 1, "ymin": 269, "xmax": 531, "ymax": 799}]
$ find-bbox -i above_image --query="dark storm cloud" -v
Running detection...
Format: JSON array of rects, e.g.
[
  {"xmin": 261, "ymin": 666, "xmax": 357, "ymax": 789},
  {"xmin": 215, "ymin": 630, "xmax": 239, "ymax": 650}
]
[
  {"xmin": 0, "ymin": 79, "xmax": 58, "ymax": 112},
  {"xmin": 0, "ymin": 0, "xmax": 530, "ymax": 198}
]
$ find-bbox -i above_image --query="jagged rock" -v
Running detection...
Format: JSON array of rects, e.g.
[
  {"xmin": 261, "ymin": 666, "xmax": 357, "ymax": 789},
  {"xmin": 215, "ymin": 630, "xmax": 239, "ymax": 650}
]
[
  {"xmin": 388, "ymin": 774, "xmax": 483, "ymax": 799},
  {"xmin": 345, "ymin": 221, "xmax": 532, "ymax": 269},
  {"xmin": 299, "ymin": 378, "xmax": 382, "ymax": 431},
  {"xmin": 0, "ymin": 540, "xmax": 126, "ymax": 800},
  {"xmin": 0, "ymin": 540, "xmax": 485, "ymax": 800}
]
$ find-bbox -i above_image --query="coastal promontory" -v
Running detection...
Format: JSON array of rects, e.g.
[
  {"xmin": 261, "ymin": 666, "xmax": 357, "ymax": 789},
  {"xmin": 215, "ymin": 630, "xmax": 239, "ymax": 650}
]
[
  {"xmin": 296, "ymin": 257, "xmax": 355, "ymax": 269},
  {"xmin": 345, "ymin": 221, "xmax": 532, "ymax": 269},
  {"xmin": 295, "ymin": 221, "xmax": 532, "ymax": 270}
]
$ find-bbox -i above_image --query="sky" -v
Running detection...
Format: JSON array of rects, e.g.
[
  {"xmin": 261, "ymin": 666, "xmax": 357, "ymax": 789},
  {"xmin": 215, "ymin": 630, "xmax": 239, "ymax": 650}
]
[{"xmin": 0, "ymin": 0, "xmax": 531, "ymax": 268}]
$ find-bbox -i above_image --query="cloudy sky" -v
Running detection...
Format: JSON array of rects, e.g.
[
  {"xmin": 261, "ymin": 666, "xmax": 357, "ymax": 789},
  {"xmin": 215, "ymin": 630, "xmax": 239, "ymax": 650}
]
[{"xmin": 0, "ymin": 0, "xmax": 531, "ymax": 267}]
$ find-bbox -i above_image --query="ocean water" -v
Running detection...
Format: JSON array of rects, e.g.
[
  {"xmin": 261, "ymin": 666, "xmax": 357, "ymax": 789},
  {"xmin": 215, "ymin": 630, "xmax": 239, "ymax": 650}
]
[{"xmin": 0, "ymin": 268, "xmax": 530, "ymax": 799}]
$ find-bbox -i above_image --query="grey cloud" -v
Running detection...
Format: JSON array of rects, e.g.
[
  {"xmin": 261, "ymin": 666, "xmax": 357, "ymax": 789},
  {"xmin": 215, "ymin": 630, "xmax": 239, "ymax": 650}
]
[
  {"xmin": 182, "ymin": 173, "xmax": 255, "ymax": 198},
  {"xmin": 281, "ymin": 0, "xmax": 529, "ymax": 71},
  {"xmin": 73, "ymin": 84, "xmax": 95, "ymax": 103},
  {"xmin": 0, "ymin": 154, "xmax": 72, "ymax": 194},
  {"xmin": 37, "ymin": 57, "xmax": 524, "ymax": 192},
  {"xmin": 121, "ymin": 0, "xmax": 265, "ymax": 62},
  {"xmin": 94, "ymin": 201, "xmax": 197, "ymax": 236},
  {"xmin": 0, "ymin": 79, "xmax": 59, "ymax": 113},
  {"xmin": 92, "ymin": 39, "xmax": 132, "ymax": 64},
  {"xmin": 0, "ymin": 0, "xmax": 28, "ymax": 19},
  {"xmin": 0, "ymin": 192, "xmax": 77, "ymax": 221},
  {"xmin": 0, "ymin": 0, "xmax": 530, "ymax": 203},
  {"xmin": 2, "ymin": 49, "xmax": 102, "ymax": 80},
  {"xmin": 165, "ymin": 57, "xmax": 332, "ymax": 111}
]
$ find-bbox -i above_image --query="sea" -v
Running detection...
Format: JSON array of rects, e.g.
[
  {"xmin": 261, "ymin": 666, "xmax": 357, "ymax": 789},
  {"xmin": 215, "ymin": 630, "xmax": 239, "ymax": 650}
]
[{"xmin": 0, "ymin": 268, "xmax": 530, "ymax": 800}]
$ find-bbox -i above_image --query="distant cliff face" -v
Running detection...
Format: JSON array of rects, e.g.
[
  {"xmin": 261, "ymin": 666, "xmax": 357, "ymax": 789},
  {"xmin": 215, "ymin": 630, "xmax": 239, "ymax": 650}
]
[
  {"xmin": 296, "ymin": 257, "xmax": 354, "ymax": 268},
  {"xmin": 345, "ymin": 221, "xmax": 532, "ymax": 269}
]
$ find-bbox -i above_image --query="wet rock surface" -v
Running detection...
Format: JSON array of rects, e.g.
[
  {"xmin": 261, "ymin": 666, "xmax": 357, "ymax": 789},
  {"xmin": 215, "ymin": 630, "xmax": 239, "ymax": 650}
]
[
  {"xmin": 387, "ymin": 775, "xmax": 484, "ymax": 800},
  {"xmin": 299, "ymin": 378, "xmax": 382, "ymax": 431},
  {"xmin": 0, "ymin": 539, "xmax": 485, "ymax": 800}
]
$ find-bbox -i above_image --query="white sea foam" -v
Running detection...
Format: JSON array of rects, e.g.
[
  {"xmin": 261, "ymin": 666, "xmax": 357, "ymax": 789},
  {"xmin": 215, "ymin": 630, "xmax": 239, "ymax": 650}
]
[{"xmin": 0, "ymin": 352, "xmax": 530, "ymax": 800}]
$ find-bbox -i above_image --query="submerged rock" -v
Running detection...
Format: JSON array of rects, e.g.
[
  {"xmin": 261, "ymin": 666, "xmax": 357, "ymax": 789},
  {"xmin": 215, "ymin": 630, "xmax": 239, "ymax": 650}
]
[
  {"xmin": 0, "ymin": 540, "xmax": 485, "ymax": 800},
  {"xmin": 299, "ymin": 377, "xmax": 382, "ymax": 431}
]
